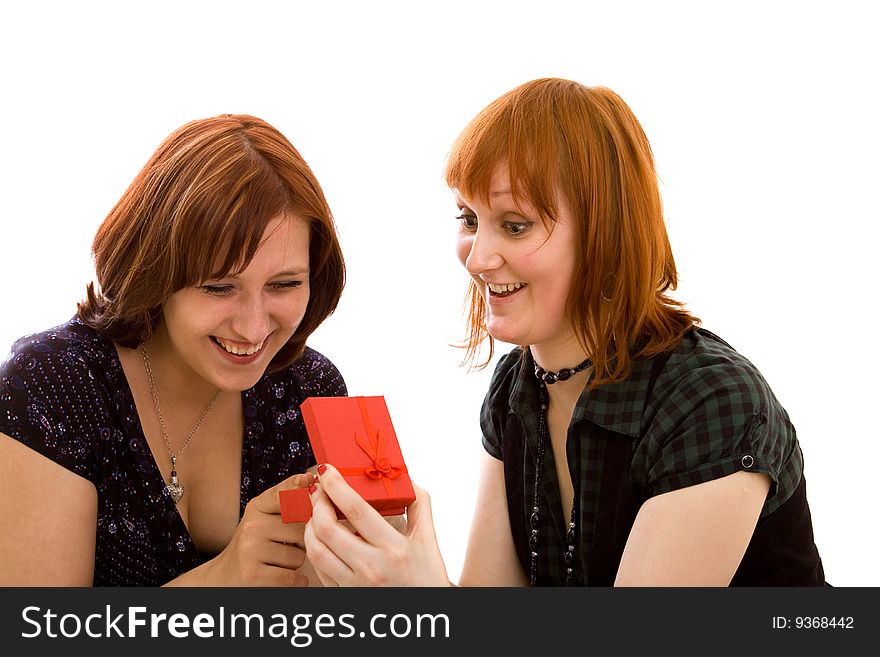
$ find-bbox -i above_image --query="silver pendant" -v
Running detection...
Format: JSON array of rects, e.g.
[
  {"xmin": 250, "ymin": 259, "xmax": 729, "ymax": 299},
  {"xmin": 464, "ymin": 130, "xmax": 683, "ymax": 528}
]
[
  {"xmin": 167, "ymin": 461, "xmax": 184, "ymax": 503},
  {"xmin": 167, "ymin": 481, "xmax": 184, "ymax": 504}
]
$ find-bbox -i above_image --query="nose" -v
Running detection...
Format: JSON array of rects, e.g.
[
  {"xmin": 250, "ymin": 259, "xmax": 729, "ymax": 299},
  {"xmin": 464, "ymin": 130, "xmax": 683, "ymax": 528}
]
[
  {"xmin": 230, "ymin": 291, "xmax": 271, "ymax": 343},
  {"xmin": 461, "ymin": 226, "xmax": 504, "ymax": 276}
]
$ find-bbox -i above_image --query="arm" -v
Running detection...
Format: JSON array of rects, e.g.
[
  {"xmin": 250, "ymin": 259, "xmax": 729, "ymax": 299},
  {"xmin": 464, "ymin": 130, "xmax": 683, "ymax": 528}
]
[
  {"xmin": 0, "ymin": 432, "xmax": 97, "ymax": 585},
  {"xmin": 614, "ymin": 470, "xmax": 770, "ymax": 586},
  {"xmin": 459, "ymin": 450, "xmax": 528, "ymax": 586},
  {"xmin": 0, "ymin": 432, "xmax": 317, "ymax": 587}
]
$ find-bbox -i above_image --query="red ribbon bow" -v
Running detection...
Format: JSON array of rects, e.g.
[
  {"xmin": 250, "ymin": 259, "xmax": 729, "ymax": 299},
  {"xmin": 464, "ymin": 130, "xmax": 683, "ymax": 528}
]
[
  {"xmin": 337, "ymin": 398, "xmax": 407, "ymax": 497},
  {"xmin": 364, "ymin": 455, "xmax": 403, "ymax": 480}
]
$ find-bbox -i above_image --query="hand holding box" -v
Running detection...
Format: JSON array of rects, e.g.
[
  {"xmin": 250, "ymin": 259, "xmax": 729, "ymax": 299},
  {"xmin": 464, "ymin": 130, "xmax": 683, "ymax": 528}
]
[{"xmin": 280, "ymin": 395, "xmax": 415, "ymax": 523}]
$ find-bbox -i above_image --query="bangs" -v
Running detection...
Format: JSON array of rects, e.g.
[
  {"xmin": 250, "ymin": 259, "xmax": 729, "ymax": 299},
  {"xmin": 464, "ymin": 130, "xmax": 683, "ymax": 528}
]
[
  {"xmin": 444, "ymin": 80, "xmax": 575, "ymax": 222},
  {"xmin": 171, "ymin": 145, "xmax": 293, "ymax": 287},
  {"xmin": 80, "ymin": 112, "xmax": 344, "ymax": 357},
  {"xmin": 449, "ymin": 78, "xmax": 698, "ymax": 384}
]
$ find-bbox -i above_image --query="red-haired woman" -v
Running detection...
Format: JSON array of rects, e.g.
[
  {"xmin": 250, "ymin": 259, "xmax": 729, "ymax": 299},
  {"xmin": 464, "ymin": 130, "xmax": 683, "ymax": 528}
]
[
  {"xmin": 304, "ymin": 79, "xmax": 826, "ymax": 586},
  {"xmin": 0, "ymin": 115, "xmax": 345, "ymax": 585}
]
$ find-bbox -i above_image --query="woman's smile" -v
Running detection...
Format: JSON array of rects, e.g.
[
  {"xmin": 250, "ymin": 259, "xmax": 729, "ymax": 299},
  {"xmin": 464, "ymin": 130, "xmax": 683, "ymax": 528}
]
[
  {"xmin": 210, "ymin": 335, "xmax": 269, "ymax": 364},
  {"xmin": 456, "ymin": 165, "xmax": 578, "ymax": 350}
]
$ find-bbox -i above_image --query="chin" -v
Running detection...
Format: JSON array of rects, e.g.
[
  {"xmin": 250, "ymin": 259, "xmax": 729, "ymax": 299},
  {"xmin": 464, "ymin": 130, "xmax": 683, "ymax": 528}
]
[
  {"xmin": 202, "ymin": 359, "xmax": 269, "ymax": 392},
  {"xmin": 486, "ymin": 324, "xmax": 526, "ymax": 347},
  {"xmin": 217, "ymin": 372, "xmax": 266, "ymax": 393}
]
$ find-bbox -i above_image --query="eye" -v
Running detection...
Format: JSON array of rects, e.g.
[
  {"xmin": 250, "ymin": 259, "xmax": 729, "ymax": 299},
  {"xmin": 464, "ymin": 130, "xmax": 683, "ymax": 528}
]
[
  {"xmin": 270, "ymin": 280, "xmax": 303, "ymax": 291},
  {"xmin": 457, "ymin": 211, "xmax": 478, "ymax": 232},
  {"xmin": 503, "ymin": 221, "xmax": 531, "ymax": 236},
  {"xmin": 199, "ymin": 284, "xmax": 233, "ymax": 296}
]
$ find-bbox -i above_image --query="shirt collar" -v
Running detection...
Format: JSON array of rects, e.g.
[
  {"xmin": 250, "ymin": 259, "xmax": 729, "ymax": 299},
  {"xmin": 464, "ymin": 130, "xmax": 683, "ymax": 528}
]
[{"xmin": 508, "ymin": 348, "xmax": 656, "ymax": 438}]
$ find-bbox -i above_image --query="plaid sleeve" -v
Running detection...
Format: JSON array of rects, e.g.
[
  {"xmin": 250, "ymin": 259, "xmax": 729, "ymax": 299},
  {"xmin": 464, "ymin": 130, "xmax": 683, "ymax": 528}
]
[{"xmin": 640, "ymin": 356, "xmax": 803, "ymax": 517}]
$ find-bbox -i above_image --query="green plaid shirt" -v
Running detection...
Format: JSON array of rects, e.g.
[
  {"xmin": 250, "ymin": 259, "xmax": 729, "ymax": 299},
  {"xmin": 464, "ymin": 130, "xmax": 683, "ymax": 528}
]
[{"xmin": 481, "ymin": 328, "xmax": 823, "ymax": 586}]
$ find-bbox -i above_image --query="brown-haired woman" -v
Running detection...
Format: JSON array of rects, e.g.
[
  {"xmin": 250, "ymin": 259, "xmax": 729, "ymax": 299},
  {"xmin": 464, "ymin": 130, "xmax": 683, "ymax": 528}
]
[
  {"xmin": 0, "ymin": 114, "xmax": 345, "ymax": 585},
  {"xmin": 303, "ymin": 79, "xmax": 827, "ymax": 586}
]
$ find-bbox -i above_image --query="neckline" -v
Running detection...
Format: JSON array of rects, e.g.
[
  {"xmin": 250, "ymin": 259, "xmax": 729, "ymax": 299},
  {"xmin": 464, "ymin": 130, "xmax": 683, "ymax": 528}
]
[
  {"xmin": 515, "ymin": 359, "xmax": 575, "ymax": 554},
  {"xmin": 531, "ymin": 380, "xmax": 578, "ymax": 586},
  {"xmin": 108, "ymin": 337, "xmax": 249, "ymax": 557}
]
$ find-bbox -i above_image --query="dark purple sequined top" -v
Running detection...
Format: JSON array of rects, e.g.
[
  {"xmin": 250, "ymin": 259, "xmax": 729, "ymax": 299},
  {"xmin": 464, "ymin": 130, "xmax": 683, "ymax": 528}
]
[{"xmin": 0, "ymin": 317, "xmax": 347, "ymax": 585}]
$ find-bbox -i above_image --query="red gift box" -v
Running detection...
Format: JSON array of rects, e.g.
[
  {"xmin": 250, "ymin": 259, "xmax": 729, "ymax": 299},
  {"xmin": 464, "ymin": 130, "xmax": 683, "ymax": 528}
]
[{"xmin": 280, "ymin": 396, "xmax": 415, "ymax": 523}]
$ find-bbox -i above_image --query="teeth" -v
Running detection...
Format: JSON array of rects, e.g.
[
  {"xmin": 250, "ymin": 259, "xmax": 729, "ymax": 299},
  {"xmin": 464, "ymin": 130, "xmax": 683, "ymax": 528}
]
[
  {"xmin": 487, "ymin": 282, "xmax": 525, "ymax": 294},
  {"xmin": 216, "ymin": 337, "xmax": 265, "ymax": 356}
]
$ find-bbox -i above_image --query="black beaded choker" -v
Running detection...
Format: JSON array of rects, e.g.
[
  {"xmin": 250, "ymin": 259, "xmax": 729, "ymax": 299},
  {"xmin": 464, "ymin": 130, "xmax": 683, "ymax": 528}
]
[{"xmin": 533, "ymin": 357, "xmax": 591, "ymax": 385}]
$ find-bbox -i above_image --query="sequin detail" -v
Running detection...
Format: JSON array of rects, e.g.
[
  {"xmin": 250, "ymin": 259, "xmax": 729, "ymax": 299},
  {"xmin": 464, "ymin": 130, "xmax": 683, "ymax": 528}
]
[{"xmin": 0, "ymin": 317, "xmax": 347, "ymax": 585}]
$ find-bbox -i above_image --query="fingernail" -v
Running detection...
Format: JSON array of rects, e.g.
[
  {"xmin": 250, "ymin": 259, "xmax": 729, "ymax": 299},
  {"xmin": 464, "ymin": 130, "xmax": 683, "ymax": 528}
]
[
  {"xmin": 317, "ymin": 464, "xmax": 327, "ymax": 475},
  {"xmin": 308, "ymin": 483, "xmax": 317, "ymax": 495}
]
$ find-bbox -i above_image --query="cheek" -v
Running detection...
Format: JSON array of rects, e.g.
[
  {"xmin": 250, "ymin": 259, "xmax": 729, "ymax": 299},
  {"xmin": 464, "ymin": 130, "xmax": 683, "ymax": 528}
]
[
  {"xmin": 161, "ymin": 296, "xmax": 205, "ymax": 339},
  {"xmin": 522, "ymin": 252, "xmax": 573, "ymax": 303},
  {"xmin": 455, "ymin": 235, "xmax": 472, "ymax": 267},
  {"xmin": 546, "ymin": 268, "xmax": 577, "ymax": 322},
  {"xmin": 277, "ymin": 290, "xmax": 311, "ymax": 328}
]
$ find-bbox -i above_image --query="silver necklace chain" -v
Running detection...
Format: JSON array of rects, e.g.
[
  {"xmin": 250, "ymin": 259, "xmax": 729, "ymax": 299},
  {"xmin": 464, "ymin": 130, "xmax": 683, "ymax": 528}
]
[{"xmin": 140, "ymin": 344, "xmax": 220, "ymax": 503}]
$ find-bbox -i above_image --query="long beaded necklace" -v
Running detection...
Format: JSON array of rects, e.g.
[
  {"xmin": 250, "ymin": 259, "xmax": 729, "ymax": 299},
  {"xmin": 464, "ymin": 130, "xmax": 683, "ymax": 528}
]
[{"xmin": 529, "ymin": 357, "xmax": 591, "ymax": 587}]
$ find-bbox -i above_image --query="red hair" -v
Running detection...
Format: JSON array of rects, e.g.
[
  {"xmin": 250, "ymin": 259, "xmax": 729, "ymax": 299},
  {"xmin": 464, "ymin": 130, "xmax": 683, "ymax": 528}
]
[
  {"xmin": 445, "ymin": 79, "xmax": 698, "ymax": 387},
  {"xmin": 78, "ymin": 114, "xmax": 345, "ymax": 371}
]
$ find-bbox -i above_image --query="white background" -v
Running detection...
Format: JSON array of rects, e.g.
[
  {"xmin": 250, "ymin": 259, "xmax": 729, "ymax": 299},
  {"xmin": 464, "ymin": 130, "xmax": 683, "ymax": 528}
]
[{"xmin": 2, "ymin": 1, "xmax": 877, "ymax": 586}]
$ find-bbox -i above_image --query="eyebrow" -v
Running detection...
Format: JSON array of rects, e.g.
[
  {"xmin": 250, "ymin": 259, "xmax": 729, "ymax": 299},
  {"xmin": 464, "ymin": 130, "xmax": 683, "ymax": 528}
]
[
  {"xmin": 270, "ymin": 269, "xmax": 310, "ymax": 277},
  {"xmin": 215, "ymin": 268, "xmax": 310, "ymax": 280},
  {"xmin": 491, "ymin": 189, "xmax": 512, "ymax": 197}
]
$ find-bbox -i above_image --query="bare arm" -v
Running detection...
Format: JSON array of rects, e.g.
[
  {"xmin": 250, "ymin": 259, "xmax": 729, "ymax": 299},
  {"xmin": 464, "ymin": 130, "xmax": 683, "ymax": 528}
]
[
  {"xmin": 0, "ymin": 432, "xmax": 97, "ymax": 585},
  {"xmin": 0, "ymin": 430, "xmax": 316, "ymax": 586},
  {"xmin": 459, "ymin": 451, "xmax": 528, "ymax": 586},
  {"xmin": 614, "ymin": 470, "xmax": 771, "ymax": 586}
]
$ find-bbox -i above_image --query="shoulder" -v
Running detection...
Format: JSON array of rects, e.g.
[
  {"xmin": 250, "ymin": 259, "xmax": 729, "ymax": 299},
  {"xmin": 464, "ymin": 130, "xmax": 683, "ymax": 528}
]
[
  {"xmin": 1, "ymin": 317, "xmax": 112, "ymax": 384},
  {"xmin": 483, "ymin": 347, "xmax": 526, "ymax": 411},
  {"xmin": 654, "ymin": 328, "xmax": 782, "ymax": 419},
  {"xmin": 265, "ymin": 346, "xmax": 348, "ymax": 399},
  {"xmin": 0, "ymin": 318, "xmax": 115, "ymax": 477},
  {"xmin": 479, "ymin": 348, "xmax": 526, "ymax": 457},
  {"xmin": 641, "ymin": 328, "xmax": 801, "ymax": 514}
]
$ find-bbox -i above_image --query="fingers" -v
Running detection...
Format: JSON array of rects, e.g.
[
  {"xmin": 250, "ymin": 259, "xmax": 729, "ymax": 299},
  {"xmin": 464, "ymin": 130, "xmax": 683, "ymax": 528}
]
[
  {"xmin": 208, "ymin": 471, "xmax": 327, "ymax": 586},
  {"xmin": 211, "ymin": 531, "xmax": 310, "ymax": 586},
  {"xmin": 307, "ymin": 475, "xmax": 365, "ymax": 557},
  {"xmin": 296, "ymin": 557, "xmax": 334, "ymax": 588},
  {"xmin": 305, "ymin": 464, "xmax": 417, "ymax": 586},
  {"xmin": 313, "ymin": 464, "xmax": 398, "ymax": 546},
  {"xmin": 261, "ymin": 565, "xmax": 310, "ymax": 588},
  {"xmin": 303, "ymin": 470, "xmax": 450, "ymax": 586},
  {"xmin": 403, "ymin": 482, "xmax": 435, "ymax": 539},
  {"xmin": 252, "ymin": 471, "xmax": 317, "ymax": 514},
  {"xmin": 237, "ymin": 509, "xmax": 307, "ymax": 546},
  {"xmin": 304, "ymin": 474, "xmax": 390, "ymax": 586},
  {"xmin": 386, "ymin": 514, "xmax": 407, "ymax": 535},
  {"xmin": 263, "ymin": 542, "xmax": 307, "ymax": 571},
  {"xmin": 303, "ymin": 520, "xmax": 350, "ymax": 587}
]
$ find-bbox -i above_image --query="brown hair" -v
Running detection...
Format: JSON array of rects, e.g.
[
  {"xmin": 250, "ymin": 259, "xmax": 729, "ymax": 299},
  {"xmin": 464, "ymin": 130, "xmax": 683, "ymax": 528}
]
[
  {"xmin": 444, "ymin": 78, "xmax": 698, "ymax": 387},
  {"xmin": 77, "ymin": 114, "xmax": 345, "ymax": 371}
]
